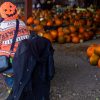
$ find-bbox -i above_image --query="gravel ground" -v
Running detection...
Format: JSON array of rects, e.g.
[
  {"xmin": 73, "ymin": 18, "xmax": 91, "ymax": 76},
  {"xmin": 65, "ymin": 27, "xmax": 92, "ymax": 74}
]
[
  {"xmin": 50, "ymin": 38, "xmax": 100, "ymax": 100},
  {"xmin": 0, "ymin": 38, "xmax": 100, "ymax": 100}
]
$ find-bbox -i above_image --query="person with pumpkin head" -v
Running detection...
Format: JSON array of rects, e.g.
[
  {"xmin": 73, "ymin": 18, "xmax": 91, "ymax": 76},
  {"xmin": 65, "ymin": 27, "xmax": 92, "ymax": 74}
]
[
  {"xmin": 0, "ymin": 2, "xmax": 55, "ymax": 100},
  {"xmin": 0, "ymin": 1, "xmax": 30, "ymax": 92}
]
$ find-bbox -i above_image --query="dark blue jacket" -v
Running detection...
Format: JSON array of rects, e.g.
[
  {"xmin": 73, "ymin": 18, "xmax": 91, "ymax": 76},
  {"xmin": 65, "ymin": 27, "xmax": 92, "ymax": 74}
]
[{"xmin": 7, "ymin": 35, "xmax": 55, "ymax": 100}]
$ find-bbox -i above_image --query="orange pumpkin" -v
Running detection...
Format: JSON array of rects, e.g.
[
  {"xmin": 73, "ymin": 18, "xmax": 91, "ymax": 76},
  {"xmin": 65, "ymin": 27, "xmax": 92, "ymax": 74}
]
[
  {"xmin": 94, "ymin": 46, "xmax": 100, "ymax": 56},
  {"xmin": 97, "ymin": 59, "xmax": 100, "ymax": 68},
  {"xmin": 64, "ymin": 35, "xmax": 71, "ymax": 43},
  {"xmin": 72, "ymin": 36, "xmax": 80, "ymax": 44},
  {"xmin": 63, "ymin": 28, "xmax": 70, "ymax": 35},
  {"xmin": 50, "ymin": 30, "xmax": 58, "ymax": 40},
  {"xmin": 37, "ymin": 30, "xmax": 45, "ymax": 37},
  {"xmin": 79, "ymin": 19, "xmax": 86, "ymax": 26},
  {"xmin": 58, "ymin": 27, "xmax": 63, "ymax": 32},
  {"xmin": 79, "ymin": 27, "xmax": 85, "ymax": 33},
  {"xmin": 27, "ymin": 17, "xmax": 34, "ymax": 25},
  {"xmin": 55, "ymin": 19, "xmax": 62, "ymax": 26},
  {"xmin": 86, "ymin": 20, "xmax": 92, "ymax": 27},
  {"xmin": 46, "ymin": 20, "xmax": 53, "ymax": 26},
  {"xmin": 33, "ymin": 19, "xmax": 40, "ymax": 25},
  {"xmin": 78, "ymin": 34, "xmax": 84, "ymax": 40},
  {"xmin": 87, "ymin": 46, "xmax": 96, "ymax": 57},
  {"xmin": 20, "ymin": 16, "xmax": 25, "ymax": 22},
  {"xmin": 69, "ymin": 26, "xmax": 76, "ymax": 33},
  {"xmin": 90, "ymin": 53, "xmax": 99, "ymax": 66},
  {"xmin": 0, "ymin": 2, "xmax": 18, "ymax": 20},
  {"xmin": 27, "ymin": 26, "xmax": 34, "ymax": 31},
  {"xmin": 58, "ymin": 31, "xmax": 65, "ymax": 37},
  {"xmin": 43, "ymin": 33, "xmax": 53, "ymax": 42},
  {"xmin": 58, "ymin": 36, "xmax": 65, "ymax": 44},
  {"xmin": 70, "ymin": 33, "xmax": 77, "ymax": 38},
  {"xmin": 83, "ymin": 32, "xmax": 90, "ymax": 41},
  {"xmin": 33, "ymin": 25, "xmax": 43, "ymax": 31}
]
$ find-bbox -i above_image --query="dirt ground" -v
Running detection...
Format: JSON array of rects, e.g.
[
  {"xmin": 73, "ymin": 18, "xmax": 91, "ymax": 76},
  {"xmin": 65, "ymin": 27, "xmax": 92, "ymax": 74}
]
[{"xmin": 0, "ymin": 38, "xmax": 100, "ymax": 100}]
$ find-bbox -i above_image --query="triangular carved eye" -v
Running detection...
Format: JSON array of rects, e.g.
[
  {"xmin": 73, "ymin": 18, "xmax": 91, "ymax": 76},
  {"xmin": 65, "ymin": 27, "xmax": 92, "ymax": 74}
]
[{"xmin": 4, "ymin": 9, "xmax": 7, "ymax": 12}]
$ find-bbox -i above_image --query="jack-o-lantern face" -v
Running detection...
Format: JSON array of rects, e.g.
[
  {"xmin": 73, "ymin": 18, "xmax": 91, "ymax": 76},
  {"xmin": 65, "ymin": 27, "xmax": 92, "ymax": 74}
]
[{"xmin": 0, "ymin": 2, "xmax": 18, "ymax": 20}]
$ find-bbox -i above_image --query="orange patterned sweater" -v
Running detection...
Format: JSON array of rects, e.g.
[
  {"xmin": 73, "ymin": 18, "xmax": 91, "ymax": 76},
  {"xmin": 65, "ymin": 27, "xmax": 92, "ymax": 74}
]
[{"xmin": 0, "ymin": 19, "xmax": 30, "ymax": 57}]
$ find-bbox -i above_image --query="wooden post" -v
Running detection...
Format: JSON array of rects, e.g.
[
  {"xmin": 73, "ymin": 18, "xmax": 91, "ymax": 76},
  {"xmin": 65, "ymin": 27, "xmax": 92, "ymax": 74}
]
[{"xmin": 25, "ymin": 0, "xmax": 32, "ymax": 23}]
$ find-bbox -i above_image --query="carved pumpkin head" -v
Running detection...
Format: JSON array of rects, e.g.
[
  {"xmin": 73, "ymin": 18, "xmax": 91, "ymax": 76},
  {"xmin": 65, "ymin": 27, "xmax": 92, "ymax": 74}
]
[{"xmin": 0, "ymin": 2, "xmax": 18, "ymax": 21}]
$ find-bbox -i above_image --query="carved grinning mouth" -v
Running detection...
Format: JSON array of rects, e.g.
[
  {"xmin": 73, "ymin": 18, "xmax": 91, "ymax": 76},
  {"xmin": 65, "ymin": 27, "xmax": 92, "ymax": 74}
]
[{"xmin": 6, "ymin": 9, "xmax": 17, "ymax": 17}]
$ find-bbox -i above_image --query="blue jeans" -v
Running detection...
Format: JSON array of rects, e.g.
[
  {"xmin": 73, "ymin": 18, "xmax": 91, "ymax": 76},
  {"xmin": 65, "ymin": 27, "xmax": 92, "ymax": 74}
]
[{"xmin": 3, "ymin": 68, "xmax": 14, "ymax": 88}]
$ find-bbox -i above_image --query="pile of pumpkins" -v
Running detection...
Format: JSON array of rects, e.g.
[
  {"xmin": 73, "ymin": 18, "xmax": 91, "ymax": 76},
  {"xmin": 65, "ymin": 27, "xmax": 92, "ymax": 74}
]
[
  {"xmin": 39, "ymin": 26, "xmax": 94, "ymax": 44},
  {"xmin": 87, "ymin": 44, "xmax": 100, "ymax": 68},
  {"xmin": 21, "ymin": 8, "xmax": 100, "ymax": 44}
]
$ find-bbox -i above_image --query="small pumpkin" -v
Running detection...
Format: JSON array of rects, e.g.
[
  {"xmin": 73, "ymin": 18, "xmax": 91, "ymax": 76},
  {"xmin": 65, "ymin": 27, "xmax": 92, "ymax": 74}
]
[
  {"xmin": 83, "ymin": 32, "xmax": 90, "ymax": 41},
  {"xmin": 46, "ymin": 20, "xmax": 53, "ymax": 26},
  {"xmin": 58, "ymin": 31, "xmax": 65, "ymax": 37},
  {"xmin": 78, "ymin": 34, "xmax": 84, "ymax": 40},
  {"xmin": 27, "ymin": 17, "xmax": 34, "ymax": 25},
  {"xmin": 72, "ymin": 36, "xmax": 80, "ymax": 44},
  {"xmin": 33, "ymin": 19, "xmax": 40, "ymax": 25},
  {"xmin": 43, "ymin": 33, "xmax": 53, "ymax": 42},
  {"xmin": 64, "ymin": 35, "xmax": 71, "ymax": 43},
  {"xmin": 69, "ymin": 26, "xmax": 76, "ymax": 33},
  {"xmin": 33, "ymin": 25, "xmax": 43, "ymax": 31},
  {"xmin": 55, "ymin": 19, "xmax": 62, "ymax": 26},
  {"xmin": 58, "ymin": 36, "xmax": 65, "ymax": 44},
  {"xmin": 63, "ymin": 28, "xmax": 70, "ymax": 35},
  {"xmin": 79, "ymin": 26, "xmax": 85, "ymax": 33},
  {"xmin": 58, "ymin": 27, "xmax": 63, "ymax": 32},
  {"xmin": 50, "ymin": 30, "xmax": 58, "ymax": 40}
]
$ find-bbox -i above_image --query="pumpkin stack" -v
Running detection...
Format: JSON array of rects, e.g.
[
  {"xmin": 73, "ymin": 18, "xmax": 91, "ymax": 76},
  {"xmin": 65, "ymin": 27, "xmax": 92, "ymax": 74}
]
[{"xmin": 87, "ymin": 44, "xmax": 100, "ymax": 68}]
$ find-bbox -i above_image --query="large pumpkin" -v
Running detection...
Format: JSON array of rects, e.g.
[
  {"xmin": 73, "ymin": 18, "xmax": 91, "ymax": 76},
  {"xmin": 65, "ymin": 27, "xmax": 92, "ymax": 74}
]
[
  {"xmin": 0, "ymin": 2, "xmax": 18, "ymax": 20},
  {"xmin": 86, "ymin": 46, "xmax": 96, "ymax": 57},
  {"xmin": 90, "ymin": 53, "xmax": 99, "ymax": 66},
  {"xmin": 94, "ymin": 46, "xmax": 100, "ymax": 56}
]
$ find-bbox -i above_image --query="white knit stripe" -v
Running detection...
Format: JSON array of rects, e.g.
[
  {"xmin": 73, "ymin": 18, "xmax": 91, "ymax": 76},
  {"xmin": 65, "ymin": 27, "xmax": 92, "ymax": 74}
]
[
  {"xmin": 0, "ymin": 50, "xmax": 15, "ymax": 54},
  {"xmin": 2, "ymin": 35, "xmax": 29, "ymax": 45}
]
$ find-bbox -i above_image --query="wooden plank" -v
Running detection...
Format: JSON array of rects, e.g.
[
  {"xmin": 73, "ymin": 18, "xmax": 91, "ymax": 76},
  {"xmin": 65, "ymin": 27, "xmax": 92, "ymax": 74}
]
[{"xmin": 25, "ymin": 0, "xmax": 32, "ymax": 23}]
